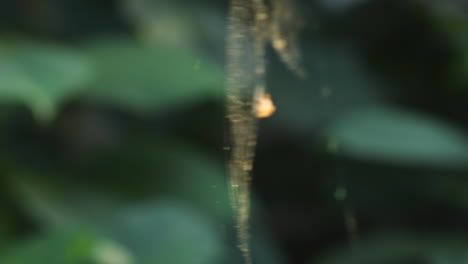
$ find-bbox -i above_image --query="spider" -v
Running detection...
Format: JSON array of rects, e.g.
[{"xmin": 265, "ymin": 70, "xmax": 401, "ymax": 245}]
[{"xmin": 255, "ymin": 92, "xmax": 276, "ymax": 118}]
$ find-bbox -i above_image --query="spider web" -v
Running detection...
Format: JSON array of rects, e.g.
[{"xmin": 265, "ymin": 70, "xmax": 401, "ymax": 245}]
[{"xmin": 225, "ymin": 0, "xmax": 304, "ymax": 263}]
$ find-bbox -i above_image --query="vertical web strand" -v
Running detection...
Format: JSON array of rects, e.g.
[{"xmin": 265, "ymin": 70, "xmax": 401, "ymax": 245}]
[
  {"xmin": 225, "ymin": 0, "xmax": 304, "ymax": 263},
  {"xmin": 225, "ymin": 1, "xmax": 257, "ymax": 263}
]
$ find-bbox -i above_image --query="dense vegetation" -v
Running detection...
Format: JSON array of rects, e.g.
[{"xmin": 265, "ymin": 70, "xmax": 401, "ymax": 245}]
[{"xmin": 1, "ymin": 0, "xmax": 468, "ymax": 264}]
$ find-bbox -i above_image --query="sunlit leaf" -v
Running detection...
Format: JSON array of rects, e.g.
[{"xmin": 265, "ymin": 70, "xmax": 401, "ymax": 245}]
[
  {"xmin": 0, "ymin": 41, "xmax": 93, "ymax": 122},
  {"xmin": 84, "ymin": 39, "xmax": 223, "ymax": 114},
  {"xmin": 9, "ymin": 179, "xmax": 224, "ymax": 264},
  {"xmin": 0, "ymin": 229, "xmax": 99, "ymax": 264}
]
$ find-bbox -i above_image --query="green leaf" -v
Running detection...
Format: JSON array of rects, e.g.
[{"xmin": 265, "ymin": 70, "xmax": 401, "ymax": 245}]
[
  {"xmin": 0, "ymin": 229, "xmax": 100, "ymax": 264},
  {"xmin": 84, "ymin": 39, "xmax": 223, "ymax": 114},
  {"xmin": 109, "ymin": 201, "xmax": 223, "ymax": 264},
  {"xmin": 0, "ymin": 41, "xmax": 93, "ymax": 122},
  {"xmin": 327, "ymin": 106, "xmax": 468, "ymax": 167},
  {"xmin": 9, "ymin": 179, "xmax": 224, "ymax": 264},
  {"xmin": 7, "ymin": 138, "xmax": 232, "ymax": 224},
  {"xmin": 9, "ymin": 175, "xmax": 125, "ymax": 228}
]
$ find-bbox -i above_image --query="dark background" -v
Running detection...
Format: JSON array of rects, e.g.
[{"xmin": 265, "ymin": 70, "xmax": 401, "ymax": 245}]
[{"xmin": 1, "ymin": 0, "xmax": 468, "ymax": 264}]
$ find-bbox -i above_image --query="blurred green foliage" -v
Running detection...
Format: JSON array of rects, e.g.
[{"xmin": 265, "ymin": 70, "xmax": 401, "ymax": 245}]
[
  {"xmin": 85, "ymin": 39, "xmax": 223, "ymax": 114},
  {"xmin": 0, "ymin": 40, "xmax": 92, "ymax": 122},
  {"xmin": 2, "ymin": 0, "xmax": 468, "ymax": 264}
]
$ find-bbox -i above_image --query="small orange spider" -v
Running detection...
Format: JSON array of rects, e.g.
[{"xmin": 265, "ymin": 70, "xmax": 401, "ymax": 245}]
[{"xmin": 255, "ymin": 93, "xmax": 276, "ymax": 118}]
